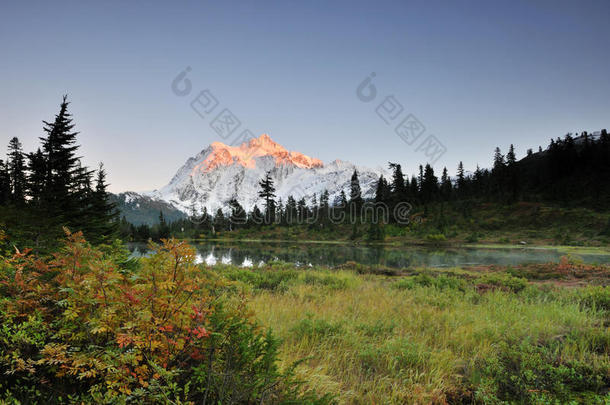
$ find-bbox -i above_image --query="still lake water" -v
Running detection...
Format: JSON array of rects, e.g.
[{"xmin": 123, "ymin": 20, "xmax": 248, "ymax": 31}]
[{"xmin": 128, "ymin": 241, "xmax": 610, "ymax": 269}]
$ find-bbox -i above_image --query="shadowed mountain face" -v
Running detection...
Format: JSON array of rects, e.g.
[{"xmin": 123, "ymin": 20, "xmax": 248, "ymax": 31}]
[{"xmin": 110, "ymin": 192, "xmax": 186, "ymax": 226}]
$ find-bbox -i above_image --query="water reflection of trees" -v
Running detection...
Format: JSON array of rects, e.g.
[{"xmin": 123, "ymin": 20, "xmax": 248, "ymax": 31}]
[
  {"xmin": 128, "ymin": 242, "xmax": 598, "ymax": 268},
  {"xmin": 192, "ymin": 242, "xmax": 427, "ymax": 268}
]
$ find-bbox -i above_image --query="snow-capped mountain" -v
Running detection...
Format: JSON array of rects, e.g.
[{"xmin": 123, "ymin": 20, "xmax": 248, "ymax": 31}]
[{"xmin": 140, "ymin": 133, "xmax": 386, "ymax": 215}]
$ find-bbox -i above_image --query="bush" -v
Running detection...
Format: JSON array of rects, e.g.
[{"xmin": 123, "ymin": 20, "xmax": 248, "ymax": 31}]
[
  {"xmin": 300, "ymin": 272, "xmax": 354, "ymax": 290},
  {"xmin": 222, "ymin": 267, "xmax": 299, "ymax": 291},
  {"xmin": 465, "ymin": 232, "xmax": 479, "ymax": 243},
  {"xmin": 576, "ymin": 286, "xmax": 610, "ymax": 311},
  {"xmin": 394, "ymin": 274, "xmax": 467, "ymax": 291},
  {"xmin": 476, "ymin": 273, "xmax": 528, "ymax": 293},
  {"xmin": 474, "ymin": 339, "xmax": 609, "ymax": 403},
  {"xmin": 425, "ymin": 233, "xmax": 447, "ymax": 244},
  {"xmin": 0, "ymin": 232, "xmax": 327, "ymax": 403}
]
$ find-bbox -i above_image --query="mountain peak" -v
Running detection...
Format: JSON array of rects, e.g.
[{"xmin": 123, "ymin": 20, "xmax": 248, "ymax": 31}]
[
  {"xmin": 150, "ymin": 133, "xmax": 385, "ymax": 214},
  {"xmin": 193, "ymin": 134, "xmax": 323, "ymax": 173},
  {"xmin": 257, "ymin": 133, "xmax": 273, "ymax": 142}
]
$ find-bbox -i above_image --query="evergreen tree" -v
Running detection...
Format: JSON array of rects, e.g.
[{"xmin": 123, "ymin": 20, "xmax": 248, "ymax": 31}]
[
  {"xmin": 158, "ymin": 211, "xmax": 170, "ymax": 239},
  {"xmin": 228, "ymin": 199, "xmax": 246, "ymax": 230},
  {"xmin": 388, "ymin": 162, "xmax": 406, "ymax": 200},
  {"xmin": 258, "ymin": 171, "xmax": 276, "ymax": 224},
  {"xmin": 248, "ymin": 205, "xmax": 263, "ymax": 227},
  {"xmin": 349, "ymin": 169, "xmax": 363, "ymax": 218},
  {"xmin": 72, "ymin": 162, "xmax": 95, "ymax": 231},
  {"xmin": 492, "ymin": 147, "xmax": 505, "ymax": 173},
  {"xmin": 7, "ymin": 137, "xmax": 26, "ymax": 204},
  {"xmin": 213, "ymin": 208, "xmax": 226, "ymax": 232},
  {"xmin": 374, "ymin": 175, "xmax": 388, "ymax": 203},
  {"xmin": 0, "ymin": 160, "xmax": 10, "ymax": 205},
  {"xmin": 320, "ymin": 190, "xmax": 330, "ymax": 225},
  {"xmin": 137, "ymin": 224, "xmax": 151, "ymax": 241},
  {"xmin": 473, "ymin": 165, "xmax": 483, "ymax": 195},
  {"xmin": 276, "ymin": 198, "xmax": 285, "ymax": 225},
  {"xmin": 420, "ymin": 164, "xmax": 438, "ymax": 203},
  {"xmin": 339, "ymin": 190, "xmax": 348, "ymax": 209},
  {"xmin": 40, "ymin": 95, "xmax": 81, "ymax": 214},
  {"xmin": 89, "ymin": 163, "xmax": 118, "ymax": 243},
  {"xmin": 492, "ymin": 147, "xmax": 506, "ymax": 199},
  {"xmin": 285, "ymin": 195, "xmax": 298, "ymax": 224},
  {"xmin": 26, "ymin": 148, "xmax": 46, "ymax": 204},
  {"xmin": 409, "ymin": 175, "xmax": 419, "ymax": 202},
  {"xmin": 456, "ymin": 161, "xmax": 465, "ymax": 193},
  {"xmin": 440, "ymin": 167, "xmax": 452, "ymax": 200},
  {"xmin": 297, "ymin": 198, "xmax": 308, "ymax": 223},
  {"xmin": 506, "ymin": 144, "xmax": 516, "ymax": 166},
  {"xmin": 505, "ymin": 144, "xmax": 519, "ymax": 201},
  {"xmin": 310, "ymin": 193, "xmax": 318, "ymax": 220},
  {"xmin": 199, "ymin": 207, "xmax": 212, "ymax": 232}
]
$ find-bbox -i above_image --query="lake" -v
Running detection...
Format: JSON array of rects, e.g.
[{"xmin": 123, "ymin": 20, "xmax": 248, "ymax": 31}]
[{"xmin": 128, "ymin": 241, "xmax": 610, "ymax": 268}]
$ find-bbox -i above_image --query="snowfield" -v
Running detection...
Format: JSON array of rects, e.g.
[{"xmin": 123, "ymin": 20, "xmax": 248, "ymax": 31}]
[{"xmin": 139, "ymin": 134, "xmax": 387, "ymax": 214}]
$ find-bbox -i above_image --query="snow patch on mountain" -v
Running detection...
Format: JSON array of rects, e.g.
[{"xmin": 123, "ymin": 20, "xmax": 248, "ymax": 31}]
[{"xmin": 145, "ymin": 134, "xmax": 386, "ymax": 214}]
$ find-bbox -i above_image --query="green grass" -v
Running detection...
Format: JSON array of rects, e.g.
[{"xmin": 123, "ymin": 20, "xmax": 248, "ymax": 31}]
[{"xmin": 212, "ymin": 262, "xmax": 610, "ymax": 404}]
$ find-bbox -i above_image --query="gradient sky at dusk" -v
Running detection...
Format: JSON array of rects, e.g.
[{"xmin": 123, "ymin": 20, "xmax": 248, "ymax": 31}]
[{"xmin": 1, "ymin": 0, "xmax": 609, "ymax": 192}]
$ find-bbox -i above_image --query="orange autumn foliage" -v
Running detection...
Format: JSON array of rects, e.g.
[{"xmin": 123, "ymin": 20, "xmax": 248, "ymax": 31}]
[
  {"xmin": 0, "ymin": 231, "xmax": 222, "ymax": 397},
  {"xmin": 0, "ymin": 231, "xmax": 329, "ymax": 403}
]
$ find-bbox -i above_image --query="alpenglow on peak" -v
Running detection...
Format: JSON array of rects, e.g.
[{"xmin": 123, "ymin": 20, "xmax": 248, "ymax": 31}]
[
  {"xmin": 192, "ymin": 133, "xmax": 324, "ymax": 174},
  {"xmin": 144, "ymin": 133, "xmax": 385, "ymax": 214}
]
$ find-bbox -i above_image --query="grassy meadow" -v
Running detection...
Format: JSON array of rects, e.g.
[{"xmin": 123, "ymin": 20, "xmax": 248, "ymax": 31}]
[
  {"xmin": 1, "ymin": 234, "xmax": 607, "ymax": 403},
  {"xmin": 217, "ymin": 259, "xmax": 610, "ymax": 404}
]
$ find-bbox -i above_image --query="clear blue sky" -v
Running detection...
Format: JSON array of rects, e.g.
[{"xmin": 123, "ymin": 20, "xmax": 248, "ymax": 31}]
[{"xmin": 1, "ymin": 0, "xmax": 609, "ymax": 192}]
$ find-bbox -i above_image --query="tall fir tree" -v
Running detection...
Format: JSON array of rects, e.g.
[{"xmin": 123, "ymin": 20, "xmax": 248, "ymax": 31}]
[
  {"xmin": 26, "ymin": 148, "xmax": 46, "ymax": 204},
  {"xmin": 310, "ymin": 193, "xmax": 318, "ymax": 216},
  {"xmin": 285, "ymin": 195, "xmax": 298, "ymax": 224},
  {"xmin": 320, "ymin": 190, "xmax": 330, "ymax": 225},
  {"xmin": 349, "ymin": 169, "xmax": 363, "ymax": 217},
  {"xmin": 213, "ymin": 208, "xmax": 226, "ymax": 232},
  {"xmin": 456, "ymin": 161, "xmax": 466, "ymax": 194},
  {"xmin": 440, "ymin": 167, "xmax": 452, "ymax": 200},
  {"xmin": 89, "ymin": 163, "xmax": 118, "ymax": 243},
  {"xmin": 421, "ymin": 164, "xmax": 438, "ymax": 203},
  {"xmin": 339, "ymin": 190, "xmax": 348, "ymax": 208},
  {"xmin": 492, "ymin": 147, "xmax": 506, "ymax": 199},
  {"xmin": 258, "ymin": 171, "xmax": 276, "ymax": 224},
  {"xmin": 388, "ymin": 162, "xmax": 406, "ymax": 201},
  {"xmin": 0, "ymin": 160, "xmax": 10, "ymax": 205},
  {"xmin": 276, "ymin": 198, "xmax": 285, "ymax": 225},
  {"xmin": 374, "ymin": 175, "xmax": 389, "ymax": 203},
  {"xmin": 409, "ymin": 175, "xmax": 419, "ymax": 202},
  {"xmin": 40, "ymin": 95, "xmax": 81, "ymax": 216},
  {"xmin": 492, "ymin": 147, "xmax": 505, "ymax": 173},
  {"xmin": 7, "ymin": 137, "xmax": 26, "ymax": 204},
  {"xmin": 297, "ymin": 198, "xmax": 307, "ymax": 223},
  {"xmin": 505, "ymin": 144, "xmax": 519, "ymax": 201},
  {"xmin": 72, "ymin": 162, "xmax": 95, "ymax": 232},
  {"xmin": 157, "ymin": 210, "xmax": 170, "ymax": 239},
  {"xmin": 248, "ymin": 205, "xmax": 263, "ymax": 228},
  {"xmin": 228, "ymin": 198, "xmax": 246, "ymax": 230}
]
